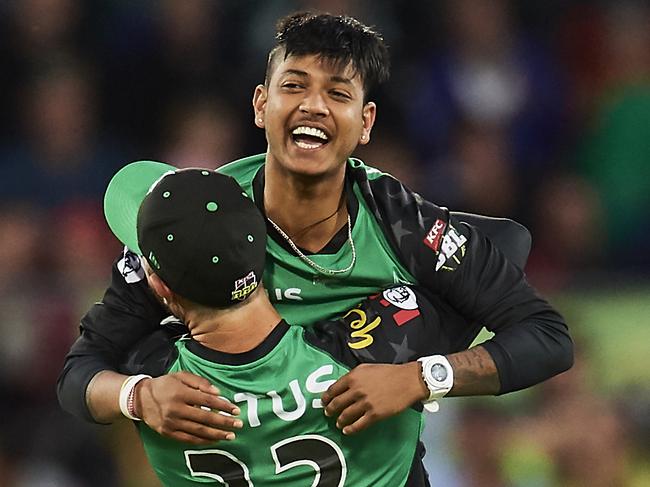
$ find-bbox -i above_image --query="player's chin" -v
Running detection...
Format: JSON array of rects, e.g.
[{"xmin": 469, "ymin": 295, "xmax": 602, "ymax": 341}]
[{"xmin": 285, "ymin": 150, "xmax": 339, "ymax": 177}]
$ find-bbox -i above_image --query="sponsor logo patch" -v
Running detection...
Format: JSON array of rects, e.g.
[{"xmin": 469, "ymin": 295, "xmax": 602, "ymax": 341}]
[
  {"xmin": 345, "ymin": 308, "xmax": 381, "ymax": 350},
  {"xmin": 374, "ymin": 286, "xmax": 422, "ymax": 327},
  {"xmin": 231, "ymin": 270, "xmax": 258, "ymax": 301},
  {"xmin": 118, "ymin": 248, "xmax": 146, "ymax": 283},
  {"xmin": 435, "ymin": 226, "xmax": 467, "ymax": 271},
  {"xmin": 382, "ymin": 286, "xmax": 418, "ymax": 310},
  {"xmin": 423, "ymin": 219, "xmax": 446, "ymax": 252}
]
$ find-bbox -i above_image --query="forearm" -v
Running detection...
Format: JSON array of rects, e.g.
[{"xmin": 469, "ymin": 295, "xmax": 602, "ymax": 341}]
[
  {"xmin": 85, "ymin": 370, "xmax": 129, "ymax": 423},
  {"xmin": 410, "ymin": 346, "xmax": 500, "ymax": 402},
  {"xmin": 446, "ymin": 346, "xmax": 500, "ymax": 396},
  {"xmin": 57, "ymin": 336, "xmax": 122, "ymax": 423},
  {"xmin": 58, "ymin": 274, "xmax": 166, "ymax": 422}
]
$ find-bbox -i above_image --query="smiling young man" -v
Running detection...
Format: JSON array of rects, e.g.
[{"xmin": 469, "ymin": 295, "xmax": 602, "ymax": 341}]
[
  {"xmin": 252, "ymin": 27, "xmax": 382, "ymax": 258},
  {"xmin": 58, "ymin": 12, "xmax": 572, "ymax": 485}
]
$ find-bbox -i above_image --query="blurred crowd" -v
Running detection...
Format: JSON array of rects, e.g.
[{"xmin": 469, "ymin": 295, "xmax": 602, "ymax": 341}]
[{"xmin": 0, "ymin": 0, "xmax": 648, "ymax": 486}]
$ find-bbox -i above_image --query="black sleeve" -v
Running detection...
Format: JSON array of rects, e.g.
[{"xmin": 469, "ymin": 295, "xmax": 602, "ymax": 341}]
[
  {"xmin": 352, "ymin": 169, "xmax": 573, "ymax": 393},
  {"xmin": 417, "ymin": 218, "xmax": 573, "ymax": 394},
  {"xmin": 449, "ymin": 211, "xmax": 531, "ymax": 271},
  {"xmin": 120, "ymin": 323, "xmax": 185, "ymax": 377},
  {"xmin": 56, "ymin": 249, "xmax": 171, "ymax": 422}
]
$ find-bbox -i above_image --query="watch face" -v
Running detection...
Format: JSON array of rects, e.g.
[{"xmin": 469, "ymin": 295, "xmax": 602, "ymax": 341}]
[{"xmin": 431, "ymin": 363, "xmax": 448, "ymax": 382}]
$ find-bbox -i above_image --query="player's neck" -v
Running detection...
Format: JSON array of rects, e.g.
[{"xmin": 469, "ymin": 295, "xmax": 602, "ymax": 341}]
[
  {"xmin": 264, "ymin": 162, "xmax": 347, "ymax": 252},
  {"xmin": 185, "ymin": 288, "xmax": 282, "ymax": 354}
]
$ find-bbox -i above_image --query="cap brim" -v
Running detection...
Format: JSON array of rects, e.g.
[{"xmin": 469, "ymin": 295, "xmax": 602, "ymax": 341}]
[{"xmin": 104, "ymin": 160, "xmax": 176, "ymax": 254}]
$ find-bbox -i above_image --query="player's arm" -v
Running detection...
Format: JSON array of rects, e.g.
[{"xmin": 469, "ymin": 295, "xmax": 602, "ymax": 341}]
[
  {"xmin": 321, "ymin": 347, "xmax": 498, "ymax": 434},
  {"xmin": 323, "ymin": 172, "xmax": 572, "ymax": 432},
  {"xmin": 57, "ymin": 250, "xmax": 241, "ymax": 443},
  {"xmin": 363, "ymin": 172, "xmax": 573, "ymax": 392},
  {"xmin": 324, "ymin": 243, "xmax": 572, "ymax": 433},
  {"xmin": 57, "ymin": 251, "xmax": 167, "ymax": 422},
  {"xmin": 319, "ymin": 286, "xmax": 501, "ymax": 434}
]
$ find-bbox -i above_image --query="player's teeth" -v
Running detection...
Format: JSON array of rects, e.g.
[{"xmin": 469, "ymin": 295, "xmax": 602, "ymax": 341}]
[
  {"xmin": 292, "ymin": 126, "xmax": 328, "ymax": 141},
  {"xmin": 295, "ymin": 140, "xmax": 321, "ymax": 149}
]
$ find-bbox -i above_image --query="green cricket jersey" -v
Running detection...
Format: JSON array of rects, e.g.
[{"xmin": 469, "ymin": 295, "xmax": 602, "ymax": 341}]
[
  {"xmin": 128, "ymin": 286, "xmax": 453, "ymax": 486},
  {"xmin": 218, "ymin": 154, "xmax": 416, "ymax": 325}
]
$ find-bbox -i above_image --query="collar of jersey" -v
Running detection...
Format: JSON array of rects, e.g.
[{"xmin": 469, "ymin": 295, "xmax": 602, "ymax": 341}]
[{"xmin": 184, "ymin": 320, "xmax": 290, "ymax": 366}]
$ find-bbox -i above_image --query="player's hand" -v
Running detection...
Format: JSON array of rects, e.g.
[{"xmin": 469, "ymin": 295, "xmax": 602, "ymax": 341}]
[
  {"xmin": 321, "ymin": 362, "xmax": 428, "ymax": 435},
  {"xmin": 135, "ymin": 371, "xmax": 243, "ymax": 445}
]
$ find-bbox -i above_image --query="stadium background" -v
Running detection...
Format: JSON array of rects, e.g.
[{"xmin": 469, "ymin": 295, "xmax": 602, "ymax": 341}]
[{"xmin": 0, "ymin": 0, "xmax": 648, "ymax": 485}]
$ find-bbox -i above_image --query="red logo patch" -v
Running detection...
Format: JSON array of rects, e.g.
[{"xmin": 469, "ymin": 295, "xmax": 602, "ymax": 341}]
[{"xmin": 423, "ymin": 219, "xmax": 446, "ymax": 252}]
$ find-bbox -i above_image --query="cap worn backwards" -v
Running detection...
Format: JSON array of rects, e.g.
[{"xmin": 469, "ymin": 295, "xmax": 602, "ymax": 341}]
[{"xmin": 104, "ymin": 161, "xmax": 267, "ymax": 308}]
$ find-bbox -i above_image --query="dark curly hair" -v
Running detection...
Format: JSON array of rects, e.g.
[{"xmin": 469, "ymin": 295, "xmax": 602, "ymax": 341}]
[{"xmin": 265, "ymin": 12, "xmax": 390, "ymax": 101}]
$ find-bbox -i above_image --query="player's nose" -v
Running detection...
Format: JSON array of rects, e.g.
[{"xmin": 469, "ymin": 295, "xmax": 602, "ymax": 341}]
[{"xmin": 299, "ymin": 90, "xmax": 329, "ymax": 117}]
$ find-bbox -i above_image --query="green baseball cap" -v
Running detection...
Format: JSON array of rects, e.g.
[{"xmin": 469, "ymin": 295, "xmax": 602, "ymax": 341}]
[
  {"xmin": 104, "ymin": 160, "xmax": 267, "ymax": 307},
  {"xmin": 104, "ymin": 160, "xmax": 176, "ymax": 254}
]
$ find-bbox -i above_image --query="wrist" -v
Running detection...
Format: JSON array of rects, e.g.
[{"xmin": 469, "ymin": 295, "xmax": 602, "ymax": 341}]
[
  {"xmin": 417, "ymin": 355, "xmax": 454, "ymax": 412},
  {"xmin": 119, "ymin": 374, "xmax": 152, "ymax": 421},
  {"xmin": 132, "ymin": 377, "xmax": 151, "ymax": 421},
  {"xmin": 407, "ymin": 361, "xmax": 431, "ymax": 403}
]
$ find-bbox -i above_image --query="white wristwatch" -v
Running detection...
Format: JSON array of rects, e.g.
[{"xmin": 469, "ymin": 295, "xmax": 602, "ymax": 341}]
[{"xmin": 417, "ymin": 355, "xmax": 454, "ymax": 413}]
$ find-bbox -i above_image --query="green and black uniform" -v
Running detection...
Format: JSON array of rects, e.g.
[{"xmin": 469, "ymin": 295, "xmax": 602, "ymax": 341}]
[
  {"xmin": 58, "ymin": 155, "xmax": 573, "ymax": 485},
  {"xmin": 126, "ymin": 286, "xmax": 449, "ymax": 487}
]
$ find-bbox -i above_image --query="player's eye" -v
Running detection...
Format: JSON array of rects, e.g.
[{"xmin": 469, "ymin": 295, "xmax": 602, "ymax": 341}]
[
  {"xmin": 331, "ymin": 90, "xmax": 351, "ymax": 100},
  {"xmin": 282, "ymin": 82, "xmax": 303, "ymax": 90}
]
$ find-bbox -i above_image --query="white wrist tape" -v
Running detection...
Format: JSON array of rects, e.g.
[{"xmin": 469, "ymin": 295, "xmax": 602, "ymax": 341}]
[{"xmin": 119, "ymin": 374, "xmax": 151, "ymax": 421}]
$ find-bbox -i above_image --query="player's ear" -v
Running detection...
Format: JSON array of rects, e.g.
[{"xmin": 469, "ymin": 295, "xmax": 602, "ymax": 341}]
[
  {"xmin": 148, "ymin": 273, "xmax": 174, "ymax": 302},
  {"xmin": 359, "ymin": 101, "xmax": 376, "ymax": 145},
  {"xmin": 253, "ymin": 84, "xmax": 267, "ymax": 128}
]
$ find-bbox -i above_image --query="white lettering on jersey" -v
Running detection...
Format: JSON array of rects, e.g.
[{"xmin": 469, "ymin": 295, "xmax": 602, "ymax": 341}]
[
  {"xmin": 305, "ymin": 365, "xmax": 336, "ymax": 408},
  {"xmin": 273, "ymin": 288, "xmax": 303, "ymax": 301},
  {"xmin": 268, "ymin": 380, "xmax": 306, "ymax": 422},
  {"xmin": 233, "ymin": 365, "xmax": 338, "ymax": 428},
  {"xmin": 233, "ymin": 392, "xmax": 263, "ymax": 427},
  {"xmin": 117, "ymin": 248, "xmax": 145, "ymax": 283},
  {"xmin": 435, "ymin": 228, "xmax": 468, "ymax": 271}
]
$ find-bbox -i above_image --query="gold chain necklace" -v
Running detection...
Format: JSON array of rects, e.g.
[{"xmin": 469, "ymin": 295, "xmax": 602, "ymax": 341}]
[{"xmin": 267, "ymin": 215, "xmax": 356, "ymax": 276}]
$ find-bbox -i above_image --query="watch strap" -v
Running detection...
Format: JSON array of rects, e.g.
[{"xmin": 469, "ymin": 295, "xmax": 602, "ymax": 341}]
[{"xmin": 417, "ymin": 355, "xmax": 454, "ymax": 409}]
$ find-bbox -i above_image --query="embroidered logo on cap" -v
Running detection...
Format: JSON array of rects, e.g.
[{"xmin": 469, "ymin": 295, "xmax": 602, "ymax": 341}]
[{"xmin": 231, "ymin": 271, "xmax": 258, "ymax": 301}]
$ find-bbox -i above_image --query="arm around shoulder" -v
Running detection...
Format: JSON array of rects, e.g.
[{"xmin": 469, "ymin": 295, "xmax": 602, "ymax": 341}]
[{"xmin": 57, "ymin": 250, "xmax": 167, "ymax": 422}]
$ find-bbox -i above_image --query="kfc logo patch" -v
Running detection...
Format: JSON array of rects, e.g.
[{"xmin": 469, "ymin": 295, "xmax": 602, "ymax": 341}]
[
  {"xmin": 231, "ymin": 271, "xmax": 258, "ymax": 301},
  {"xmin": 423, "ymin": 219, "xmax": 446, "ymax": 252}
]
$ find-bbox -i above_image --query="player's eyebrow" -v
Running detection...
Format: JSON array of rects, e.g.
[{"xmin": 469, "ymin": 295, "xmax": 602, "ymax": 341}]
[
  {"xmin": 279, "ymin": 69, "xmax": 354, "ymax": 85},
  {"xmin": 329, "ymin": 75, "xmax": 353, "ymax": 85},
  {"xmin": 280, "ymin": 69, "xmax": 309, "ymax": 78}
]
